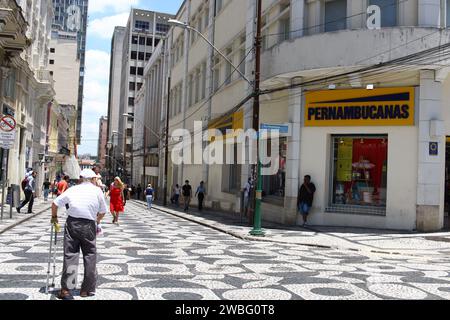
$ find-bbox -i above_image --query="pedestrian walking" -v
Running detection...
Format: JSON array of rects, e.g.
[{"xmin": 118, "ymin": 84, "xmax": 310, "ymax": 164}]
[
  {"xmin": 171, "ymin": 184, "xmax": 181, "ymax": 207},
  {"xmin": 145, "ymin": 184, "xmax": 154, "ymax": 210},
  {"xmin": 17, "ymin": 171, "xmax": 37, "ymax": 214},
  {"xmin": 195, "ymin": 181, "xmax": 206, "ymax": 212},
  {"xmin": 243, "ymin": 178, "xmax": 253, "ymax": 216},
  {"xmin": 136, "ymin": 184, "xmax": 142, "ymax": 200},
  {"xmin": 51, "ymin": 179, "xmax": 58, "ymax": 199},
  {"xmin": 298, "ymin": 175, "xmax": 316, "ymax": 227},
  {"xmin": 43, "ymin": 179, "xmax": 51, "ymax": 201},
  {"xmin": 123, "ymin": 184, "xmax": 130, "ymax": 205},
  {"xmin": 51, "ymin": 169, "xmax": 107, "ymax": 300},
  {"xmin": 182, "ymin": 180, "xmax": 192, "ymax": 212},
  {"xmin": 57, "ymin": 176, "xmax": 70, "ymax": 196},
  {"xmin": 108, "ymin": 177, "xmax": 125, "ymax": 225}
]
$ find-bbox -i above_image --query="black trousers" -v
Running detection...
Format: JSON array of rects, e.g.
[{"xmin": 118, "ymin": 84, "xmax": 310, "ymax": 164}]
[
  {"xmin": 198, "ymin": 193, "xmax": 205, "ymax": 211},
  {"xmin": 18, "ymin": 190, "xmax": 34, "ymax": 213}
]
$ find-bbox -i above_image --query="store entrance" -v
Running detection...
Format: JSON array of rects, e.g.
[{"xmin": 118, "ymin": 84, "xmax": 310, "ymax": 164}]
[{"xmin": 445, "ymin": 138, "xmax": 450, "ymax": 230}]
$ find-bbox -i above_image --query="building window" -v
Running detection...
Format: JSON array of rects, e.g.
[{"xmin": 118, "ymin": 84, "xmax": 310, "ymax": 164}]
[
  {"xmin": 129, "ymin": 82, "xmax": 136, "ymax": 91},
  {"xmin": 49, "ymin": 59, "xmax": 55, "ymax": 64},
  {"xmin": 156, "ymin": 23, "xmax": 170, "ymax": 33},
  {"xmin": 128, "ymin": 97, "xmax": 135, "ymax": 106},
  {"xmin": 447, "ymin": 0, "xmax": 450, "ymax": 27},
  {"xmin": 139, "ymin": 37, "xmax": 146, "ymax": 45},
  {"xmin": 216, "ymin": 0, "xmax": 224, "ymax": 15},
  {"xmin": 130, "ymin": 66, "xmax": 137, "ymax": 75},
  {"xmin": 331, "ymin": 136, "xmax": 388, "ymax": 210},
  {"xmin": 131, "ymin": 51, "xmax": 137, "ymax": 60},
  {"xmin": 135, "ymin": 20, "xmax": 150, "ymax": 31},
  {"xmin": 137, "ymin": 67, "xmax": 144, "ymax": 76},
  {"xmin": 324, "ymin": 0, "xmax": 347, "ymax": 32},
  {"xmin": 146, "ymin": 53, "xmax": 152, "ymax": 60},
  {"xmin": 369, "ymin": 0, "xmax": 398, "ymax": 27},
  {"xmin": 132, "ymin": 36, "xmax": 139, "ymax": 44},
  {"xmin": 137, "ymin": 83, "xmax": 143, "ymax": 91},
  {"xmin": 262, "ymin": 138, "xmax": 287, "ymax": 200},
  {"xmin": 146, "ymin": 37, "xmax": 153, "ymax": 46},
  {"xmin": 50, "ymin": 48, "xmax": 55, "ymax": 53},
  {"xmin": 279, "ymin": 17, "xmax": 290, "ymax": 43}
]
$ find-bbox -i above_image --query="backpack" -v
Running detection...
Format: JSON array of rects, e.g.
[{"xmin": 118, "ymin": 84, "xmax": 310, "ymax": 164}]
[{"xmin": 21, "ymin": 177, "xmax": 28, "ymax": 191}]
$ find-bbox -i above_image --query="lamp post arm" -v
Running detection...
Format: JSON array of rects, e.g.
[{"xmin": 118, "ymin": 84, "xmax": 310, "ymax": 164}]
[{"xmin": 187, "ymin": 26, "xmax": 252, "ymax": 86}]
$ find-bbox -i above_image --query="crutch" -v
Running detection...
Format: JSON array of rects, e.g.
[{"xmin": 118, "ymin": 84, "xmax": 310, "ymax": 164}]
[
  {"xmin": 45, "ymin": 223, "xmax": 55, "ymax": 294},
  {"xmin": 45, "ymin": 223, "xmax": 60, "ymax": 294}
]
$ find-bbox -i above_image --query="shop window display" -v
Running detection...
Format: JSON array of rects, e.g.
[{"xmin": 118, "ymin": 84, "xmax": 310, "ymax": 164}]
[
  {"xmin": 262, "ymin": 138, "xmax": 287, "ymax": 199},
  {"xmin": 332, "ymin": 136, "xmax": 388, "ymax": 208}
]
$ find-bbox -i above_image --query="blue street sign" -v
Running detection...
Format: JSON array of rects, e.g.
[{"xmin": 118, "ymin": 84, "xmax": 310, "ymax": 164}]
[
  {"xmin": 260, "ymin": 123, "xmax": 290, "ymax": 135},
  {"xmin": 429, "ymin": 142, "xmax": 438, "ymax": 156}
]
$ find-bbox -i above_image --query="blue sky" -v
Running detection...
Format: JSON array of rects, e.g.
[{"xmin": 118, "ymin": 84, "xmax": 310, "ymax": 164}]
[{"xmin": 78, "ymin": 0, "xmax": 184, "ymax": 156}]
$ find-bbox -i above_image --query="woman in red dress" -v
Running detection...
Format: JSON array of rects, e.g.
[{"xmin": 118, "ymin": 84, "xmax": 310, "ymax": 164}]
[{"xmin": 108, "ymin": 177, "xmax": 125, "ymax": 225}]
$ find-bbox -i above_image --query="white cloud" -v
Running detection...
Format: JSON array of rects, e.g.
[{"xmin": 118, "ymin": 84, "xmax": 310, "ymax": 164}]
[
  {"xmin": 88, "ymin": 0, "xmax": 140, "ymax": 14},
  {"xmin": 88, "ymin": 12, "xmax": 130, "ymax": 40}
]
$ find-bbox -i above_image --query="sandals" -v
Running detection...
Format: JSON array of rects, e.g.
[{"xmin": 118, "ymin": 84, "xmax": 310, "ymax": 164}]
[
  {"xmin": 80, "ymin": 291, "xmax": 96, "ymax": 298},
  {"xmin": 57, "ymin": 289, "xmax": 74, "ymax": 300}
]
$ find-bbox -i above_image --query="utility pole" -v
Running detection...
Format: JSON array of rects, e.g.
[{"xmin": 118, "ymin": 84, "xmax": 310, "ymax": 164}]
[
  {"xmin": 250, "ymin": 0, "xmax": 264, "ymax": 236},
  {"xmin": 163, "ymin": 75, "xmax": 171, "ymax": 206},
  {"xmin": 143, "ymin": 125, "xmax": 146, "ymax": 199}
]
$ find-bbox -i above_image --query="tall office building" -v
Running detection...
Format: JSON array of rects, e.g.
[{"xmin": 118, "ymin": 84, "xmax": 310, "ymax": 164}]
[
  {"xmin": 107, "ymin": 27, "xmax": 126, "ymax": 145},
  {"xmin": 50, "ymin": 0, "xmax": 88, "ymax": 146},
  {"xmin": 113, "ymin": 9, "xmax": 173, "ymax": 182}
]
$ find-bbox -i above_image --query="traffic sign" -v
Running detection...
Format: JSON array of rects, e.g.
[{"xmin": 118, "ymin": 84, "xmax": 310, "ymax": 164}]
[
  {"xmin": 0, "ymin": 116, "xmax": 16, "ymax": 132},
  {"xmin": 0, "ymin": 115, "xmax": 16, "ymax": 149}
]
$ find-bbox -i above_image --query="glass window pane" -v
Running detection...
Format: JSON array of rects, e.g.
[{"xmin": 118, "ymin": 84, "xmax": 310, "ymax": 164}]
[
  {"xmin": 324, "ymin": 0, "xmax": 347, "ymax": 32},
  {"xmin": 331, "ymin": 136, "xmax": 388, "ymax": 208},
  {"xmin": 369, "ymin": 0, "xmax": 397, "ymax": 27}
]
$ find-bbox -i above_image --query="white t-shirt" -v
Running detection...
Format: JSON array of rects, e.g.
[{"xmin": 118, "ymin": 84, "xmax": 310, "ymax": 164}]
[
  {"xmin": 244, "ymin": 182, "xmax": 251, "ymax": 198},
  {"xmin": 53, "ymin": 182, "xmax": 108, "ymax": 221}
]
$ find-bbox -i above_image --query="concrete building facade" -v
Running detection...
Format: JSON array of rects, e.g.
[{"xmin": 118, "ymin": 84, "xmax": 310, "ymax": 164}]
[
  {"xmin": 130, "ymin": 0, "xmax": 450, "ymax": 232},
  {"xmin": 1, "ymin": 0, "xmax": 56, "ymax": 196},
  {"xmin": 114, "ymin": 9, "xmax": 173, "ymax": 184},
  {"xmin": 97, "ymin": 116, "xmax": 108, "ymax": 170}
]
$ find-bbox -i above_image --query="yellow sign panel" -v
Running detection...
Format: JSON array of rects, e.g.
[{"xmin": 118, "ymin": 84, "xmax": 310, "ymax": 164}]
[
  {"xmin": 208, "ymin": 110, "xmax": 244, "ymax": 141},
  {"xmin": 336, "ymin": 138, "xmax": 353, "ymax": 182},
  {"xmin": 305, "ymin": 87, "xmax": 415, "ymax": 127}
]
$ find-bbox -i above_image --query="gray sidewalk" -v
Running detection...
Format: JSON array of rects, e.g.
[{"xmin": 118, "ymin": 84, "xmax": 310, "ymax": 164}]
[
  {"xmin": 132, "ymin": 200, "xmax": 450, "ymax": 258},
  {"xmin": 0, "ymin": 197, "xmax": 53, "ymax": 235}
]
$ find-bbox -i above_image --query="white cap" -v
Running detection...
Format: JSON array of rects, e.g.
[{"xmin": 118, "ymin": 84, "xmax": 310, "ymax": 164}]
[{"xmin": 80, "ymin": 169, "xmax": 97, "ymax": 179}]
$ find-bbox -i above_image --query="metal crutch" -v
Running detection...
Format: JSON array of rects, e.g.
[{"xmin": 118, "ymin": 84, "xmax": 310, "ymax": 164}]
[
  {"xmin": 45, "ymin": 224, "xmax": 55, "ymax": 294},
  {"xmin": 51, "ymin": 225, "xmax": 59, "ymax": 289}
]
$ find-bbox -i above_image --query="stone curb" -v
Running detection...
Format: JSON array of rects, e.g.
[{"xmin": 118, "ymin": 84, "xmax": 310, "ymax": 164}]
[
  {"xmin": 0, "ymin": 204, "xmax": 52, "ymax": 235},
  {"xmin": 130, "ymin": 201, "xmax": 413, "ymax": 256}
]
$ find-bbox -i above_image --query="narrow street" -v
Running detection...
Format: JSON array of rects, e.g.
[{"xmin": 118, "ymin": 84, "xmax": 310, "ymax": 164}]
[{"xmin": 0, "ymin": 201, "xmax": 449, "ymax": 300}]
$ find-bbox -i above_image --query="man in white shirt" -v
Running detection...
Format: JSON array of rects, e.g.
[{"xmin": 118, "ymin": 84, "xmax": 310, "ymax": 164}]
[{"xmin": 51, "ymin": 169, "xmax": 108, "ymax": 300}]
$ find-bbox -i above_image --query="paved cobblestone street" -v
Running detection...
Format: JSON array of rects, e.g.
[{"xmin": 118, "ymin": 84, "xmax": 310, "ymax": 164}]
[{"xmin": 0, "ymin": 201, "xmax": 449, "ymax": 300}]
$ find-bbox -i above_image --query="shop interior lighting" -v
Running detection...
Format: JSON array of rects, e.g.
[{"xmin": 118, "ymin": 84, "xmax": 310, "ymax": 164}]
[
  {"xmin": 360, "ymin": 138, "xmax": 364, "ymax": 144},
  {"xmin": 366, "ymin": 84, "xmax": 374, "ymax": 90},
  {"xmin": 328, "ymin": 84, "xmax": 336, "ymax": 90}
]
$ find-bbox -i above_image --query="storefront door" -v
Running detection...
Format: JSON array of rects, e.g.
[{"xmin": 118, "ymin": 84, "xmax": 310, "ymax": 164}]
[{"xmin": 445, "ymin": 138, "xmax": 450, "ymax": 230}]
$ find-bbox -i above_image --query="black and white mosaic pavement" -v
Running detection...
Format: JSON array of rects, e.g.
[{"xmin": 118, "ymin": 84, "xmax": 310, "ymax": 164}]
[{"xmin": 0, "ymin": 202, "xmax": 449, "ymax": 300}]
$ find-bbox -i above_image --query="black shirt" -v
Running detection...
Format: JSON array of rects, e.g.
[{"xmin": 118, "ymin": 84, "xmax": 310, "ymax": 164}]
[
  {"xmin": 182, "ymin": 185, "xmax": 192, "ymax": 197},
  {"xmin": 298, "ymin": 183, "xmax": 316, "ymax": 206},
  {"xmin": 43, "ymin": 182, "xmax": 51, "ymax": 190}
]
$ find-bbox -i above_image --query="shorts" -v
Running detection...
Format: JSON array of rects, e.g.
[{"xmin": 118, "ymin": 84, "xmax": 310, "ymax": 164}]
[{"xmin": 299, "ymin": 202, "xmax": 311, "ymax": 215}]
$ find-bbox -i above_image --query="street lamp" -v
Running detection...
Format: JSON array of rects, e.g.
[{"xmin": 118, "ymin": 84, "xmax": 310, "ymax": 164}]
[{"xmin": 167, "ymin": 19, "xmax": 253, "ymax": 86}]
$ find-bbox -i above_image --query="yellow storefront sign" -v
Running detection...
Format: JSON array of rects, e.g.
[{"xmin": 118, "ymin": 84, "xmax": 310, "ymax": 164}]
[
  {"xmin": 208, "ymin": 110, "xmax": 244, "ymax": 141},
  {"xmin": 305, "ymin": 87, "xmax": 415, "ymax": 127}
]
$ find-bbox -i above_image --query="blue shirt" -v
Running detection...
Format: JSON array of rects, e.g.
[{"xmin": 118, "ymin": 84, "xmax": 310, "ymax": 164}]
[{"xmin": 146, "ymin": 188, "xmax": 154, "ymax": 196}]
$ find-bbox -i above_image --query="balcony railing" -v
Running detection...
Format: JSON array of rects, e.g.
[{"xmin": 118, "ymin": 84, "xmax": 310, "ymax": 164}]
[{"xmin": 35, "ymin": 69, "xmax": 54, "ymax": 86}]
